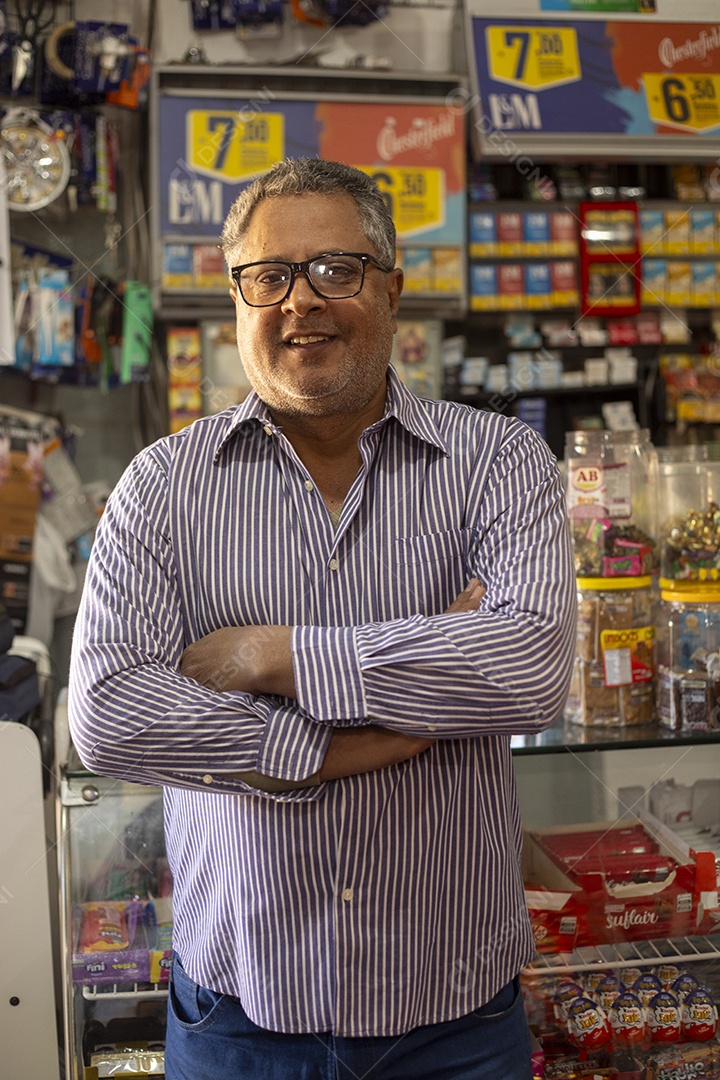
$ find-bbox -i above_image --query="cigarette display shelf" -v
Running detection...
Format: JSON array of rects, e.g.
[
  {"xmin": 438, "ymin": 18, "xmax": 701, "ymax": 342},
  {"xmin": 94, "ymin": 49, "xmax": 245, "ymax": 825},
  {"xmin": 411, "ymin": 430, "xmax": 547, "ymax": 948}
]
[{"xmin": 446, "ymin": 372, "xmax": 654, "ymax": 461}]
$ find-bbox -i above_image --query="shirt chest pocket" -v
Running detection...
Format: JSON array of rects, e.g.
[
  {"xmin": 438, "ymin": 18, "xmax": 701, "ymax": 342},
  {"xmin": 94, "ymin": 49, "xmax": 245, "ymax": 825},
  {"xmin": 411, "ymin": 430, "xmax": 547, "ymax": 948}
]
[{"xmin": 393, "ymin": 528, "xmax": 474, "ymax": 616}]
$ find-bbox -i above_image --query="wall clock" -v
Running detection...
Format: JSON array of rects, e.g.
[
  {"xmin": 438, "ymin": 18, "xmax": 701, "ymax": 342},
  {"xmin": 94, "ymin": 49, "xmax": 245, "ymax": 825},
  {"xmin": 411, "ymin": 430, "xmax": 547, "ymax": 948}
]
[{"xmin": 0, "ymin": 108, "xmax": 71, "ymax": 212}]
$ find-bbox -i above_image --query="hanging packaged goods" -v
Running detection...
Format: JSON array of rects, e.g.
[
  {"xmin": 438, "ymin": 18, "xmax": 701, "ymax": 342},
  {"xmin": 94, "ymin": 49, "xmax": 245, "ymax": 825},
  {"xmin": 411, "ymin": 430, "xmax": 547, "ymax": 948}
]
[{"xmin": 464, "ymin": 10, "xmax": 720, "ymax": 156}]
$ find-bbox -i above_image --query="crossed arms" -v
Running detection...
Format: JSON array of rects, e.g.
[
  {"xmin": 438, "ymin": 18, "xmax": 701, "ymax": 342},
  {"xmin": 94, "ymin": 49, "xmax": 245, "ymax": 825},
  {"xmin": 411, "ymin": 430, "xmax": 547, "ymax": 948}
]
[{"xmin": 179, "ymin": 580, "xmax": 485, "ymax": 789}]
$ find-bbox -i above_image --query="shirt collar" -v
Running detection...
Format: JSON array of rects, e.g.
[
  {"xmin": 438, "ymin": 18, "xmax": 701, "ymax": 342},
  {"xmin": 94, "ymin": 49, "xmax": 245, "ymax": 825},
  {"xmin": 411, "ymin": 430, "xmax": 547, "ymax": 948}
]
[{"xmin": 213, "ymin": 365, "xmax": 450, "ymax": 462}]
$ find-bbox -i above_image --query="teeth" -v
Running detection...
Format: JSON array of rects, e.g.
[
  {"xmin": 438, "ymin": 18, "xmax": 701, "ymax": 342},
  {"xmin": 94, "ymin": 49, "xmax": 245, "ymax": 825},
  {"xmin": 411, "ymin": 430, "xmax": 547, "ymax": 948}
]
[{"xmin": 289, "ymin": 335, "xmax": 328, "ymax": 345}]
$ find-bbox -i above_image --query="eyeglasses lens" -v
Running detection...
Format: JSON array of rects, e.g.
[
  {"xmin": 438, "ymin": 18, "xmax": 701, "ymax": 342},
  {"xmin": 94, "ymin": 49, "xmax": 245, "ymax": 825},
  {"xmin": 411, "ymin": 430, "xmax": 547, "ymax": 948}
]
[{"xmin": 239, "ymin": 255, "xmax": 365, "ymax": 305}]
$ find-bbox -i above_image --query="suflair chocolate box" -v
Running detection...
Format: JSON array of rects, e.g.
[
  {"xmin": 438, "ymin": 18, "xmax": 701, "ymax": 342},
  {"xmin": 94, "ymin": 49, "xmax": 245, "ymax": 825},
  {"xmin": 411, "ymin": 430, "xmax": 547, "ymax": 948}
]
[{"xmin": 523, "ymin": 814, "xmax": 700, "ymax": 948}]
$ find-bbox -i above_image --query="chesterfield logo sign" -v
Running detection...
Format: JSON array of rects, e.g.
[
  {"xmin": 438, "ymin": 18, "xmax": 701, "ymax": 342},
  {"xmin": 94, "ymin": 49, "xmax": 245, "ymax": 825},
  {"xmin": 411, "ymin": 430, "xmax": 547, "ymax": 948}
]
[
  {"xmin": 659, "ymin": 26, "xmax": 720, "ymax": 69},
  {"xmin": 376, "ymin": 114, "xmax": 457, "ymax": 162}
]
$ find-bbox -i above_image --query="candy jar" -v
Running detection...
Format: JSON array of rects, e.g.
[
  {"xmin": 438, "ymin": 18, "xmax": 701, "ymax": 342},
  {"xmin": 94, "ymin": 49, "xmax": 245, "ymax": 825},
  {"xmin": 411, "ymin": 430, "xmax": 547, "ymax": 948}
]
[
  {"xmin": 565, "ymin": 429, "xmax": 658, "ymax": 579},
  {"xmin": 566, "ymin": 575, "xmax": 655, "ymax": 726},
  {"xmin": 657, "ymin": 444, "xmax": 720, "ymax": 583},
  {"xmin": 655, "ymin": 585, "xmax": 720, "ymax": 731}
]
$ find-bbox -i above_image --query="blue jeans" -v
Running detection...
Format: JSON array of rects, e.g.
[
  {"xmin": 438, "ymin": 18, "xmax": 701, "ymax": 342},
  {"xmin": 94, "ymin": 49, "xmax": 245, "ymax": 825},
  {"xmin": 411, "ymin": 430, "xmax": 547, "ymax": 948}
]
[{"xmin": 165, "ymin": 955, "xmax": 533, "ymax": 1079}]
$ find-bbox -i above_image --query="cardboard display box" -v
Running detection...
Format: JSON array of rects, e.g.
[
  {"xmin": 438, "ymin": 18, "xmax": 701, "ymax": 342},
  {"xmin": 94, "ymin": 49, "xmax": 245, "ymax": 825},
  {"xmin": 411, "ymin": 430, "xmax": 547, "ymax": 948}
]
[{"xmin": 522, "ymin": 811, "xmax": 709, "ymax": 949}]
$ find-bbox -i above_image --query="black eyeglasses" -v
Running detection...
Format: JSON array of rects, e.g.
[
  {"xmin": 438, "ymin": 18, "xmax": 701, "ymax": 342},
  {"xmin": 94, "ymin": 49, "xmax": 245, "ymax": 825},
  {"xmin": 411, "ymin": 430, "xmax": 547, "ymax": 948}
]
[{"xmin": 230, "ymin": 252, "xmax": 393, "ymax": 307}]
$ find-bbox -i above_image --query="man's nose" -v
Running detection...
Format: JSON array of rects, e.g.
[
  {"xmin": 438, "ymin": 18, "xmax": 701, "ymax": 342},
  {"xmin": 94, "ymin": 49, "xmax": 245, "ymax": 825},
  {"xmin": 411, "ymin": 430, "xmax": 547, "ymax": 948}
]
[{"xmin": 280, "ymin": 271, "xmax": 326, "ymax": 314}]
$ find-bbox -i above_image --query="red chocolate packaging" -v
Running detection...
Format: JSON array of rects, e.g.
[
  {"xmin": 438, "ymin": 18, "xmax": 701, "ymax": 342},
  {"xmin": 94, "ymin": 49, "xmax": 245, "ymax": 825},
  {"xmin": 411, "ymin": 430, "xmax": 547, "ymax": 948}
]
[
  {"xmin": 566, "ymin": 997, "xmax": 612, "ymax": 1052},
  {"xmin": 646, "ymin": 990, "xmax": 681, "ymax": 1045},
  {"xmin": 680, "ymin": 987, "xmax": 719, "ymax": 1042},
  {"xmin": 523, "ymin": 817, "xmax": 698, "ymax": 947},
  {"xmin": 607, "ymin": 991, "xmax": 649, "ymax": 1051}
]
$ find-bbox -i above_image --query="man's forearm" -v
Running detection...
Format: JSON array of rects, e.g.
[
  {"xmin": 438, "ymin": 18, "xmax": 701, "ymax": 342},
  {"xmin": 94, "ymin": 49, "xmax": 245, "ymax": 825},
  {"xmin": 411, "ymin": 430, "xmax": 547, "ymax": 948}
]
[
  {"xmin": 232, "ymin": 726, "xmax": 432, "ymax": 792},
  {"xmin": 180, "ymin": 625, "xmax": 295, "ymax": 696}
]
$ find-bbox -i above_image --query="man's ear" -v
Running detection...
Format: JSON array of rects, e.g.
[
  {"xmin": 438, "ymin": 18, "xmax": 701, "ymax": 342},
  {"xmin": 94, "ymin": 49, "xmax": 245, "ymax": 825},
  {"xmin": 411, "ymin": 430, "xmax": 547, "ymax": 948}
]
[{"xmin": 387, "ymin": 267, "xmax": 404, "ymax": 316}]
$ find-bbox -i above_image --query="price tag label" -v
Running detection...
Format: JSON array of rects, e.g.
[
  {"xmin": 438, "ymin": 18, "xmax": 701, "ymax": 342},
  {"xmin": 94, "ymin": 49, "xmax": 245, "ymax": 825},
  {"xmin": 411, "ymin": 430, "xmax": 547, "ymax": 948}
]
[
  {"xmin": 360, "ymin": 167, "xmax": 444, "ymax": 237},
  {"xmin": 485, "ymin": 25, "xmax": 581, "ymax": 90},
  {"xmin": 644, "ymin": 74, "xmax": 720, "ymax": 133},
  {"xmin": 187, "ymin": 110, "xmax": 285, "ymax": 182}
]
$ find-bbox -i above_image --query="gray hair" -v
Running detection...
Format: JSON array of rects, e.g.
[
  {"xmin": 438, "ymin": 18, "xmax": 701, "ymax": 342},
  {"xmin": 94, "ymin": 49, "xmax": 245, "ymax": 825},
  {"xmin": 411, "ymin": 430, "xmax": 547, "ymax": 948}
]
[{"xmin": 221, "ymin": 158, "xmax": 396, "ymax": 269}]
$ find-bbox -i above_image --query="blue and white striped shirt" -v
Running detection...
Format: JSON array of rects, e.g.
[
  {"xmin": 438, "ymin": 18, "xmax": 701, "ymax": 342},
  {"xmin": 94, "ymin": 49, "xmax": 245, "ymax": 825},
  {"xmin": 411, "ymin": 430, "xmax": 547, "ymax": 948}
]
[{"xmin": 68, "ymin": 367, "xmax": 576, "ymax": 1038}]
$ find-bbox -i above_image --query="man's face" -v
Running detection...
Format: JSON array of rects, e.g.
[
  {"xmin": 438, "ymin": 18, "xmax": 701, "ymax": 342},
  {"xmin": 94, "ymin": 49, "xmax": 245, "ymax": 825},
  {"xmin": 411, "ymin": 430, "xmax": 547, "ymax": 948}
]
[{"xmin": 230, "ymin": 192, "xmax": 403, "ymax": 420}]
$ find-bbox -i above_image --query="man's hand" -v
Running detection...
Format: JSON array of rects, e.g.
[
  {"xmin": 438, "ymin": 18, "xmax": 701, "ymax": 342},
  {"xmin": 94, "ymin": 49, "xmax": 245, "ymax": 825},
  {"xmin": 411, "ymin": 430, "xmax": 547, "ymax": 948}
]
[
  {"xmin": 444, "ymin": 577, "xmax": 485, "ymax": 614},
  {"xmin": 180, "ymin": 625, "xmax": 294, "ymax": 697}
]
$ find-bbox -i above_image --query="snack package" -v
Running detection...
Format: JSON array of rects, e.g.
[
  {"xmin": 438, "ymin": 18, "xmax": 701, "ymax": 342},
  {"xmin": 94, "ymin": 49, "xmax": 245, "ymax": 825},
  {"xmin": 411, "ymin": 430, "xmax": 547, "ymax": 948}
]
[
  {"xmin": 646, "ymin": 990, "xmax": 681, "ymax": 1045},
  {"xmin": 680, "ymin": 987, "xmax": 719, "ymax": 1042},
  {"xmin": 77, "ymin": 902, "xmax": 131, "ymax": 952},
  {"xmin": 607, "ymin": 991, "xmax": 649, "ymax": 1051},
  {"xmin": 565, "ymin": 997, "xmax": 612, "ymax": 1053}
]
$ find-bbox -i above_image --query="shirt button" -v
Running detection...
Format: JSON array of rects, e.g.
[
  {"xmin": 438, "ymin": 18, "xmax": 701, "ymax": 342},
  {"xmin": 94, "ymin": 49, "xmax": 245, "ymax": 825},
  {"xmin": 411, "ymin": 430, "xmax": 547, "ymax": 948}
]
[
  {"xmin": 263, "ymin": 424, "xmax": 274, "ymax": 436},
  {"xmin": 427, "ymin": 724, "xmax": 438, "ymax": 732},
  {"xmin": 304, "ymin": 480, "xmax": 314, "ymax": 491},
  {"xmin": 202, "ymin": 774, "xmax": 213, "ymax": 785},
  {"xmin": 341, "ymin": 888, "xmax": 353, "ymax": 902},
  {"xmin": 329, "ymin": 558, "xmax": 339, "ymax": 571}
]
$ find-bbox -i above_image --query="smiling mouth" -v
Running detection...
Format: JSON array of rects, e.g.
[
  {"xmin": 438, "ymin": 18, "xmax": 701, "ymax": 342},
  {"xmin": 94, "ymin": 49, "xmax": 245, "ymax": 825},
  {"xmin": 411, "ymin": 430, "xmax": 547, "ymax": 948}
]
[{"xmin": 286, "ymin": 334, "xmax": 333, "ymax": 346}]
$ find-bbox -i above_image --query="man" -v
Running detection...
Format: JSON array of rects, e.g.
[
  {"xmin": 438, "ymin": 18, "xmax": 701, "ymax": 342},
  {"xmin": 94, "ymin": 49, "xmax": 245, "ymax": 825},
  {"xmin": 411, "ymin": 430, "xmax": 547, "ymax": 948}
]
[{"xmin": 69, "ymin": 158, "xmax": 576, "ymax": 1079}]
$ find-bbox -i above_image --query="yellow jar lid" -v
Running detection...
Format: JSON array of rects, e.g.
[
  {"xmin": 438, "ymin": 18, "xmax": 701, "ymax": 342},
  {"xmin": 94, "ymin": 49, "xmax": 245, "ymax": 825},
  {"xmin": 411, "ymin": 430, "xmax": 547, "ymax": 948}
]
[
  {"xmin": 660, "ymin": 591, "xmax": 720, "ymax": 603},
  {"xmin": 659, "ymin": 578, "xmax": 720, "ymax": 602},
  {"xmin": 659, "ymin": 577, "xmax": 720, "ymax": 594},
  {"xmin": 577, "ymin": 575, "xmax": 652, "ymax": 590}
]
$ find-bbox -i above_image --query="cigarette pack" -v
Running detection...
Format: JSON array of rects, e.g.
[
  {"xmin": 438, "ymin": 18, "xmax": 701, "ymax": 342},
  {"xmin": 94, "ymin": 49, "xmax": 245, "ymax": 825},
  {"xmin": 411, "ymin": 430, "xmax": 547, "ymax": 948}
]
[
  {"xmin": 470, "ymin": 264, "xmax": 498, "ymax": 311},
  {"xmin": 497, "ymin": 211, "xmax": 523, "ymax": 256},
  {"xmin": 550, "ymin": 211, "xmax": 578, "ymax": 255}
]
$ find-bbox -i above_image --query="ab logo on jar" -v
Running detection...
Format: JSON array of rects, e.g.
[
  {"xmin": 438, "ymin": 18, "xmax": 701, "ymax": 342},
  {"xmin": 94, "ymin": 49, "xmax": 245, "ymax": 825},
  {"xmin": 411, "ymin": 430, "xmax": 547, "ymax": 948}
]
[{"xmin": 572, "ymin": 466, "xmax": 603, "ymax": 493}]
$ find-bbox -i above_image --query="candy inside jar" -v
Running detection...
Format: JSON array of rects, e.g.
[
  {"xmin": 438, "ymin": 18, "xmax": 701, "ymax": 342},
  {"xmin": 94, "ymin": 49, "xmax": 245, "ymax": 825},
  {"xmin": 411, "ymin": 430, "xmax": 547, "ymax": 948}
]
[
  {"xmin": 658, "ymin": 446, "xmax": 720, "ymax": 583},
  {"xmin": 661, "ymin": 500, "xmax": 720, "ymax": 582},
  {"xmin": 572, "ymin": 518, "xmax": 656, "ymax": 578}
]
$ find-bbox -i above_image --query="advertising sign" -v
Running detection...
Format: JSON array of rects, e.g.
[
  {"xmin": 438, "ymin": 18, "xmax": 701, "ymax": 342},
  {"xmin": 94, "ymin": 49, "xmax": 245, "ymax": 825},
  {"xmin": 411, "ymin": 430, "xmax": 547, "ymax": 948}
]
[
  {"xmin": 541, "ymin": 1, "xmax": 655, "ymax": 10},
  {"xmin": 157, "ymin": 96, "xmax": 465, "ymax": 245},
  {"xmin": 468, "ymin": 18, "xmax": 720, "ymax": 139}
]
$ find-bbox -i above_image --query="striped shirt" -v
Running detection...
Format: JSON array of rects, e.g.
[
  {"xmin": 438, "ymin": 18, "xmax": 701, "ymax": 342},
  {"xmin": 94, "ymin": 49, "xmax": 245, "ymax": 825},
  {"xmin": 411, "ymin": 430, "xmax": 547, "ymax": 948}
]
[{"xmin": 68, "ymin": 367, "xmax": 576, "ymax": 1038}]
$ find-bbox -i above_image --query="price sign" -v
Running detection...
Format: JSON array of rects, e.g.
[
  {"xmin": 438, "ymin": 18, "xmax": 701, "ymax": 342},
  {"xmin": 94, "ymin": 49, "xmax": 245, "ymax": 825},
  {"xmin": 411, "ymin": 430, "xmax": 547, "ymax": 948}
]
[
  {"xmin": 485, "ymin": 25, "xmax": 581, "ymax": 90},
  {"xmin": 644, "ymin": 74, "xmax": 720, "ymax": 133},
  {"xmin": 187, "ymin": 110, "xmax": 285, "ymax": 182},
  {"xmin": 360, "ymin": 167, "xmax": 444, "ymax": 237}
]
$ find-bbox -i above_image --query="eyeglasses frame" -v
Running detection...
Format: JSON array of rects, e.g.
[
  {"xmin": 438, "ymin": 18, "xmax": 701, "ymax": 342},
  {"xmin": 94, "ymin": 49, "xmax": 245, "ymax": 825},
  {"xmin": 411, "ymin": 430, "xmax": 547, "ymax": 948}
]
[{"xmin": 230, "ymin": 251, "xmax": 394, "ymax": 307}]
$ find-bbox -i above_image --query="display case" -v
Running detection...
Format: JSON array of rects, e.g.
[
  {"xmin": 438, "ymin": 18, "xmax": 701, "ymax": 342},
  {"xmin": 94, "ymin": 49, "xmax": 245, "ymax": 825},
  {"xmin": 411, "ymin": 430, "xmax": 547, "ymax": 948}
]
[
  {"xmin": 58, "ymin": 728, "xmax": 720, "ymax": 1078},
  {"xmin": 58, "ymin": 748, "xmax": 171, "ymax": 1080},
  {"xmin": 514, "ymin": 722, "xmax": 720, "ymax": 1077}
]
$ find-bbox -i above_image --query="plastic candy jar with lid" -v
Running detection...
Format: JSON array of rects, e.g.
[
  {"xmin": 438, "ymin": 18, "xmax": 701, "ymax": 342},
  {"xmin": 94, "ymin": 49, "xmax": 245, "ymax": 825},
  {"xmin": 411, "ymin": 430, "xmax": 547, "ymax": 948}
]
[
  {"xmin": 566, "ymin": 575, "xmax": 655, "ymax": 727},
  {"xmin": 565, "ymin": 430, "xmax": 658, "ymax": 579},
  {"xmin": 657, "ymin": 445, "xmax": 720, "ymax": 583},
  {"xmin": 655, "ymin": 582, "xmax": 720, "ymax": 731}
]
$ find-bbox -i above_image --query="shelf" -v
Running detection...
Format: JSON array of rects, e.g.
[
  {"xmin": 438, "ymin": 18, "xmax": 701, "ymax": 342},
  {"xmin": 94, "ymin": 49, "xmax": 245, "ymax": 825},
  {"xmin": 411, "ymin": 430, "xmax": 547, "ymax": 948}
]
[
  {"xmin": 526, "ymin": 934, "xmax": 720, "ymax": 978},
  {"xmin": 155, "ymin": 64, "xmax": 466, "ymax": 101},
  {"xmin": 453, "ymin": 381, "xmax": 642, "ymax": 404},
  {"xmin": 81, "ymin": 982, "xmax": 169, "ymax": 1002},
  {"xmin": 511, "ymin": 714, "xmax": 720, "ymax": 755},
  {"xmin": 156, "ymin": 293, "xmax": 468, "ymax": 322}
]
